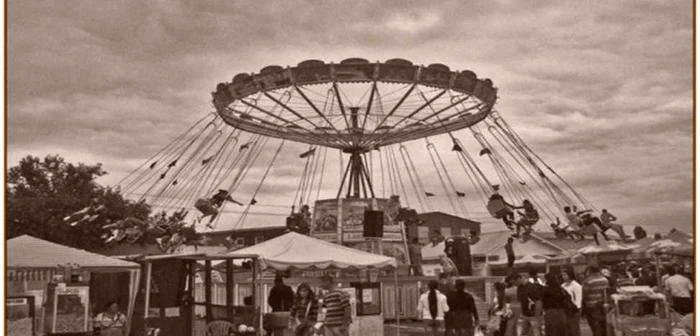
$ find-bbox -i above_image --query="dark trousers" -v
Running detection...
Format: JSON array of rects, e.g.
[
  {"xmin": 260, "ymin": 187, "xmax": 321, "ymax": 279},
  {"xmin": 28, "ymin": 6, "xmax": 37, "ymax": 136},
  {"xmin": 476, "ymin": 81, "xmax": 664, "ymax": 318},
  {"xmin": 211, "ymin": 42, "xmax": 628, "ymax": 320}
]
[
  {"xmin": 544, "ymin": 309, "xmax": 567, "ymax": 336},
  {"xmin": 445, "ymin": 310, "xmax": 475, "ymax": 336},
  {"xmin": 672, "ymin": 297, "xmax": 693, "ymax": 315},
  {"xmin": 493, "ymin": 318, "xmax": 508, "ymax": 336},
  {"xmin": 566, "ymin": 310, "xmax": 581, "ymax": 336},
  {"xmin": 507, "ymin": 255, "xmax": 515, "ymax": 268},
  {"xmin": 584, "ymin": 306, "xmax": 607, "ymax": 336},
  {"xmin": 587, "ymin": 318, "xmax": 607, "ymax": 336}
]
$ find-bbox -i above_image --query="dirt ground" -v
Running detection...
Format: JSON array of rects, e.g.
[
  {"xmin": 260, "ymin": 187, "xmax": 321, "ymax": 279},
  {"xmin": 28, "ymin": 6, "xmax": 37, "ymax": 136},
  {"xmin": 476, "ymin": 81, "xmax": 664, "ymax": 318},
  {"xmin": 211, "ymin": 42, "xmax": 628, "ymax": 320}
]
[{"xmin": 194, "ymin": 318, "xmax": 594, "ymax": 335}]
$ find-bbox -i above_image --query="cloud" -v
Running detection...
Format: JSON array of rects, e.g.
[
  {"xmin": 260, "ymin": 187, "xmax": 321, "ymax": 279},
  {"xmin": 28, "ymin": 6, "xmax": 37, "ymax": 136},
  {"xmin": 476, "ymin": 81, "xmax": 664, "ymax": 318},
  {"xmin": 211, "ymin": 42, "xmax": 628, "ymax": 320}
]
[{"xmin": 6, "ymin": 0, "xmax": 693, "ymax": 233}]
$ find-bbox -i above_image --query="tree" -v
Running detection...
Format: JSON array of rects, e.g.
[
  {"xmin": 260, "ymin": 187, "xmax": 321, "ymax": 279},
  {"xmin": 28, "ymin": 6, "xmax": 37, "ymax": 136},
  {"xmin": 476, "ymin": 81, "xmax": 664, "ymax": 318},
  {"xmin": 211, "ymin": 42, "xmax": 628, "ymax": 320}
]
[{"xmin": 6, "ymin": 155, "xmax": 150, "ymax": 250}]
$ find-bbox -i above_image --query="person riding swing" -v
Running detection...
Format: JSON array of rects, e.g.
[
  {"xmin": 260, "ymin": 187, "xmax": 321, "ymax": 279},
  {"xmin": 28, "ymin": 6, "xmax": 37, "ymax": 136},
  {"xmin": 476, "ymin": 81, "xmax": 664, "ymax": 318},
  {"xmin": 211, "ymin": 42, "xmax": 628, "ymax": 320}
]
[
  {"xmin": 487, "ymin": 193, "xmax": 518, "ymax": 231},
  {"xmin": 512, "ymin": 199, "xmax": 539, "ymax": 238},
  {"xmin": 195, "ymin": 189, "xmax": 243, "ymax": 228}
]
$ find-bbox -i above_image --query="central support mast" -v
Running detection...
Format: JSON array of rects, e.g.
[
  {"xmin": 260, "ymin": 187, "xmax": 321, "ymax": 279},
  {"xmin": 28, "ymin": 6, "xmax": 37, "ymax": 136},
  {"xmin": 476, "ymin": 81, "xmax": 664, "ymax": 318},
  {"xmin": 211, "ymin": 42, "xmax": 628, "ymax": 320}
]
[{"xmin": 337, "ymin": 107, "xmax": 376, "ymax": 199}]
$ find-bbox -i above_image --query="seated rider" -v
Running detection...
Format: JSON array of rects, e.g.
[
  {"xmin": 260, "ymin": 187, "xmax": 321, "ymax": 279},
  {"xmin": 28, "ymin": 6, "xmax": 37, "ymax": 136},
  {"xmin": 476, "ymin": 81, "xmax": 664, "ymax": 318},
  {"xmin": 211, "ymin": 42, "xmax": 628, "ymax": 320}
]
[
  {"xmin": 195, "ymin": 190, "xmax": 243, "ymax": 228},
  {"xmin": 567, "ymin": 206, "xmax": 605, "ymax": 246},
  {"xmin": 600, "ymin": 209, "xmax": 630, "ymax": 242},
  {"xmin": 564, "ymin": 206, "xmax": 582, "ymax": 231},
  {"xmin": 513, "ymin": 199, "xmax": 539, "ymax": 237},
  {"xmin": 286, "ymin": 204, "xmax": 312, "ymax": 235},
  {"xmin": 487, "ymin": 193, "xmax": 517, "ymax": 230},
  {"xmin": 580, "ymin": 212, "xmax": 610, "ymax": 241},
  {"xmin": 549, "ymin": 218, "xmax": 569, "ymax": 238}
]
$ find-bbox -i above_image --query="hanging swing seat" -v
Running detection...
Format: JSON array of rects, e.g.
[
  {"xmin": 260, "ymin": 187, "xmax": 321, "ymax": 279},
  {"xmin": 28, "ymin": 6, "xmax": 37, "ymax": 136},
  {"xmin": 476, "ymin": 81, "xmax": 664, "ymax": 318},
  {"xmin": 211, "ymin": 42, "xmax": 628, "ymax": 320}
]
[
  {"xmin": 581, "ymin": 223, "xmax": 601, "ymax": 236},
  {"xmin": 487, "ymin": 198, "xmax": 511, "ymax": 218},
  {"xmin": 518, "ymin": 210, "xmax": 540, "ymax": 227},
  {"xmin": 195, "ymin": 198, "xmax": 219, "ymax": 217}
]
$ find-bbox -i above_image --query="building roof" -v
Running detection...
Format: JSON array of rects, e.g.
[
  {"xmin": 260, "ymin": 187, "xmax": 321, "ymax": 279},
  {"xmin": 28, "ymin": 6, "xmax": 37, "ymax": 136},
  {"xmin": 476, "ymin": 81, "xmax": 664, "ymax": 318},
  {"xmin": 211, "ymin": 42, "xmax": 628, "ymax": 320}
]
[
  {"xmin": 417, "ymin": 211, "xmax": 481, "ymax": 225},
  {"xmin": 471, "ymin": 231, "xmax": 568, "ymax": 255},
  {"xmin": 8, "ymin": 235, "xmax": 139, "ymax": 270}
]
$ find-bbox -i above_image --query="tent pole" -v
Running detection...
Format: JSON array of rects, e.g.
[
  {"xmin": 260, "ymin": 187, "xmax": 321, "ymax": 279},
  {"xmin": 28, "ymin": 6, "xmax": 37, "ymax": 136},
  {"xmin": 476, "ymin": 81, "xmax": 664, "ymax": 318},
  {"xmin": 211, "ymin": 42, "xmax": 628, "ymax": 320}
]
[
  {"xmin": 125, "ymin": 268, "xmax": 140, "ymax": 336},
  {"xmin": 394, "ymin": 268, "xmax": 400, "ymax": 336},
  {"xmin": 144, "ymin": 262, "xmax": 152, "ymax": 319},
  {"xmin": 205, "ymin": 260, "xmax": 213, "ymax": 324},
  {"xmin": 258, "ymin": 260, "xmax": 264, "ymax": 336},
  {"xmin": 187, "ymin": 261, "xmax": 195, "ymax": 336},
  {"xmin": 226, "ymin": 259, "xmax": 234, "ymax": 319},
  {"xmin": 655, "ymin": 254, "xmax": 663, "ymax": 290}
]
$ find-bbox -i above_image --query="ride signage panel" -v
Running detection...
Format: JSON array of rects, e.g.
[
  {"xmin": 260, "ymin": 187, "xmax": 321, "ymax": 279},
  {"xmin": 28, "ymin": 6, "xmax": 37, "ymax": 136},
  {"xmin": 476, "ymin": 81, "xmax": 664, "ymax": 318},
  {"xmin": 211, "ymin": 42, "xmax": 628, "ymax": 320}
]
[
  {"xmin": 311, "ymin": 199, "xmax": 340, "ymax": 242},
  {"xmin": 338, "ymin": 197, "xmax": 404, "ymax": 243}
]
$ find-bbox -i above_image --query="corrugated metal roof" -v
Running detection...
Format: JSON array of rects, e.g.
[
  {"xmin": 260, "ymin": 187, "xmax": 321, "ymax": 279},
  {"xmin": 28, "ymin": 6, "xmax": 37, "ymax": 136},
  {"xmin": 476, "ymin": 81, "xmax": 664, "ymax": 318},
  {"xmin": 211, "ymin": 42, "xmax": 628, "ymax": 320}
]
[{"xmin": 7, "ymin": 235, "xmax": 139, "ymax": 269}]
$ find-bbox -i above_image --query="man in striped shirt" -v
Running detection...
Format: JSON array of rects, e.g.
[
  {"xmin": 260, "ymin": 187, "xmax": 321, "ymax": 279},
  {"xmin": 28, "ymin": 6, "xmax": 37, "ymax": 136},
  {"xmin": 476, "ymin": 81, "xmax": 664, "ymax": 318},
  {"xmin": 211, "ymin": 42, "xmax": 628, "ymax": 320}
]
[
  {"xmin": 318, "ymin": 275, "xmax": 352, "ymax": 336},
  {"xmin": 582, "ymin": 266, "xmax": 611, "ymax": 336}
]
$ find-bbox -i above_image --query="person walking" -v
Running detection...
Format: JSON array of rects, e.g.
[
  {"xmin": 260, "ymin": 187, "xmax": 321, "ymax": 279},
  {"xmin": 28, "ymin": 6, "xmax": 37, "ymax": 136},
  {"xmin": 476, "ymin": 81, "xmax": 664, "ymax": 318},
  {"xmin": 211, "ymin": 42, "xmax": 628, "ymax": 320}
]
[
  {"xmin": 503, "ymin": 274, "xmax": 521, "ymax": 336},
  {"xmin": 446, "ymin": 279, "xmax": 479, "ymax": 336},
  {"xmin": 664, "ymin": 265, "xmax": 694, "ymax": 316},
  {"xmin": 561, "ymin": 268, "xmax": 582, "ymax": 336},
  {"xmin": 487, "ymin": 282, "xmax": 511, "ymax": 336},
  {"xmin": 318, "ymin": 275, "xmax": 352, "ymax": 336},
  {"xmin": 517, "ymin": 273, "xmax": 542, "ymax": 336},
  {"xmin": 268, "ymin": 275, "xmax": 295, "ymax": 312},
  {"xmin": 288, "ymin": 283, "xmax": 319, "ymax": 336},
  {"xmin": 582, "ymin": 266, "xmax": 611, "ymax": 336},
  {"xmin": 418, "ymin": 280, "xmax": 450, "ymax": 336},
  {"xmin": 541, "ymin": 272, "xmax": 569, "ymax": 336}
]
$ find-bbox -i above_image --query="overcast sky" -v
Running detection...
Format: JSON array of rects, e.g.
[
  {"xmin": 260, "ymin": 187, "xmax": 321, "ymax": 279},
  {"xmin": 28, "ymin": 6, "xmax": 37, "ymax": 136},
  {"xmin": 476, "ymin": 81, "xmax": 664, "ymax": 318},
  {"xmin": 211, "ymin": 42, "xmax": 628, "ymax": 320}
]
[{"xmin": 7, "ymin": 1, "xmax": 693, "ymax": 234}]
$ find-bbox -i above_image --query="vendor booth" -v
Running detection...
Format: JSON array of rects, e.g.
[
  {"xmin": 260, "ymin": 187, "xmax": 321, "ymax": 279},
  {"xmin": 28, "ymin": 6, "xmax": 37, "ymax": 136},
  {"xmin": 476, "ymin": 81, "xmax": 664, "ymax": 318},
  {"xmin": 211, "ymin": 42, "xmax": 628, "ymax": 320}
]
[
  {"xmin": 224, "ymin": 232, "xmax": 400, "ymax": 336},
  {"xmin": 6, "ymin": 235, "xmax": 141, "ymax": 336},
  {"xmin": 120, "ymin": 251, "xmax": 261, "ymax": 336}
]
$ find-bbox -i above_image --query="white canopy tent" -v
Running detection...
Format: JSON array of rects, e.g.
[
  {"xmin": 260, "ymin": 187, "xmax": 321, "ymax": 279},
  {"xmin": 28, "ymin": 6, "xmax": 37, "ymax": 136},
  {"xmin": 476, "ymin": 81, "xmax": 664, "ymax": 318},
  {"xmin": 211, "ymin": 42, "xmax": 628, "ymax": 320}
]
[
  {"xmin": 7, "ymin": 235, "xmax": 141, "ymax": 336},
  {"xmin": 222, "ymin": 232, "xmax": 400, "ymax": 335},
  {"xmin": 223, "ymin": 232, "xmax": 398, "ymax": 270}
]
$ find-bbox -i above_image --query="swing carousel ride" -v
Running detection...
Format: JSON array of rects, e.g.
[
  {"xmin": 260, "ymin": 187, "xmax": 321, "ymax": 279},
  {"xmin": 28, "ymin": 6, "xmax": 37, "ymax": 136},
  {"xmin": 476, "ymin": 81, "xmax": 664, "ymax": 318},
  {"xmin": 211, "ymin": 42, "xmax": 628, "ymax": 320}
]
[{"xmin": 75, "ymin": 58, "xmax": 602, "ymax": 263}]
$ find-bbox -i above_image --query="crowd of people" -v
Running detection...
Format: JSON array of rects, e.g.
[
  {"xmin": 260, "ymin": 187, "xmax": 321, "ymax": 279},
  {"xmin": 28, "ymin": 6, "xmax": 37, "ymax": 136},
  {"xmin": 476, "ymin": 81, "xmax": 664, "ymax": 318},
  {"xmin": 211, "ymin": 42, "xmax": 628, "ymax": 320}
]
[
  {"xmin": 416, "ymin": 261, "xmax": 693, "ymax": 336},
  {"xmin": 263, "ymin": 259, "xmax": 692, "ymax": 336}
]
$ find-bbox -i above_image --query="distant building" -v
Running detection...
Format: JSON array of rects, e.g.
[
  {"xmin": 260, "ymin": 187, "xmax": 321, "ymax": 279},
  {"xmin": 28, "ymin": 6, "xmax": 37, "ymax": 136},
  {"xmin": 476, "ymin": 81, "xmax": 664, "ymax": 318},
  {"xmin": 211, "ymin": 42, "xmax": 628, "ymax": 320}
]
[{"xmin": 406, "ymin": 211, "xmax": 481, "ymax": 244}]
